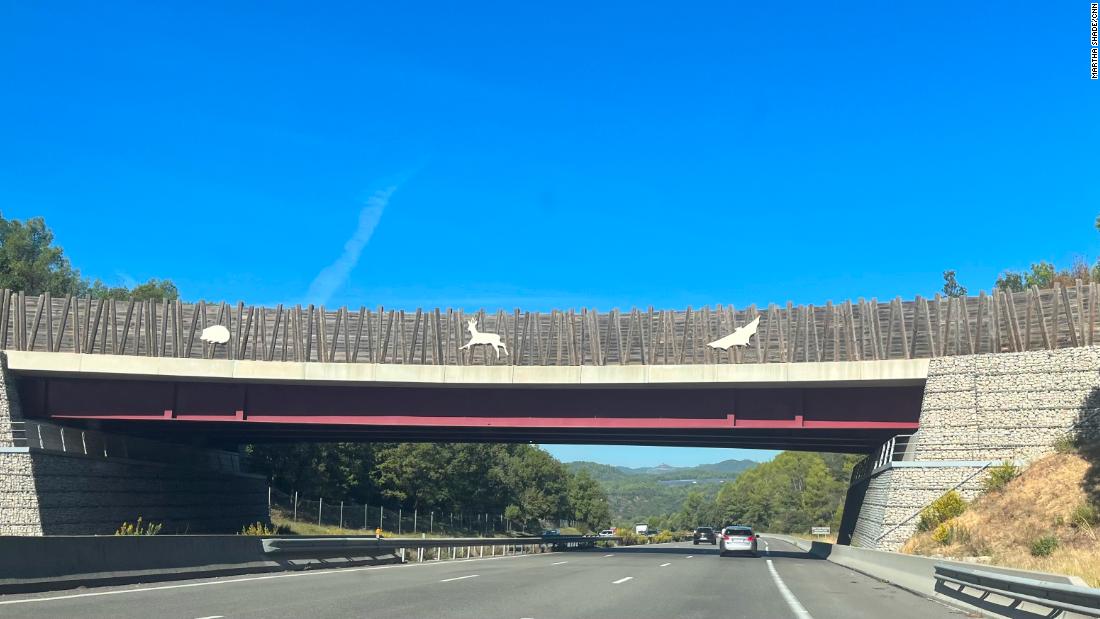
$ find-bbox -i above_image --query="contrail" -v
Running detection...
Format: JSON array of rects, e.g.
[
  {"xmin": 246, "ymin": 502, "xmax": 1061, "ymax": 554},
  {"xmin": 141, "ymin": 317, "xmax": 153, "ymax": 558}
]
[{"xmin": 305, "ymin": 186, "xmax": 396, "ymax": 305}]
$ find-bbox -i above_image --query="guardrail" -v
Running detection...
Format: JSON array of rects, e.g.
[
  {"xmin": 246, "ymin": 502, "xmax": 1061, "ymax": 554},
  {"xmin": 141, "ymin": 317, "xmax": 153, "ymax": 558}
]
[
  {"xmin": 262, "ymin": 535, "xmax": 616, "ymax": 563},
  {"xmin": 935, "ymin": 564, "xmax": 1100, "ymax": 618}
]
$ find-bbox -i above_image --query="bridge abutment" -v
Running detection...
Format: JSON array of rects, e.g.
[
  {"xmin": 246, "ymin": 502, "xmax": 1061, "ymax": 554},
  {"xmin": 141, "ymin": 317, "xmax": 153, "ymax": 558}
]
[
  {"xmin": 842, "ymin": 346, "xmax": 1100, "ymax": 550},
  {"xmin": 0, "ymin": 354, "xmax": 270, "ymax": 536}
]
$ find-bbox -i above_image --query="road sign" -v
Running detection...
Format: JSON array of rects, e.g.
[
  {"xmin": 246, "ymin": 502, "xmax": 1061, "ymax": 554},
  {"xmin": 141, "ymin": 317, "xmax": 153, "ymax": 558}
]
[{"xmin": 810, "ymin": 526, "xmax": 831, "ymax": 535}]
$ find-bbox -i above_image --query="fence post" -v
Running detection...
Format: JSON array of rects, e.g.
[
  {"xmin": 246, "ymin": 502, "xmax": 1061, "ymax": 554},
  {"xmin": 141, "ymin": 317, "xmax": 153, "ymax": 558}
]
[
  {"xmin": 318, "ymin": 497, "xmax": 323, "ymax": 526},
  {"xmin": 430, "ymin": 511, "xmax": 434, "ymax": 534},
  {"xmin": 398, "ymin": 508, "xmax": 402, "ymax": 535},
  {"xmin": 379, "ymin": 505, "xmax": 383, "ymax": 530},
  {"xmin": 293, "ymin": 491, "xmax": 298, "ymax": 521},
  {"xmin": 268, "ymin": 486, "xmax": 272, "ymax": 509},
  {"xmin": 413, "ymin": 509, "xmax": 417, "ymax": 533},
  {"xmin": 339, "ymin": 501, "xmax": 344, "ymax": 529},
  {"xmin": 364, "ymin": 504, "xmax": 368, "ymax": 529}
]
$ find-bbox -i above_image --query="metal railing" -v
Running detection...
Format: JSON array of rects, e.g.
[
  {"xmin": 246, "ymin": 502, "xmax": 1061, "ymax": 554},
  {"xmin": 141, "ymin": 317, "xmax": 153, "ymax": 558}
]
[
  {"xmin": 934, "ymin": 564, "xmax": 1100, "ymax": 617},
  {"xmin": 9, "ymin": 420, "xmax": 246, "ymax": 474},
  {"xmin": 261, "ymin": 535, "xmax": 616, "ymax": 564},
  {"xmin": 851, "ymin": 433, "xmax": 917, "ymax": 482}
]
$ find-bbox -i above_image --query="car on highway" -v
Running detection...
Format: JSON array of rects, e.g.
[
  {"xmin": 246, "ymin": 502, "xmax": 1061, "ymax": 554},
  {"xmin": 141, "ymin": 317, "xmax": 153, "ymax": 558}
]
[
  {"xmin": 542, "ymin": 529, "xmax": 560, "ymax": 536},
  {"xmin": 692, "ymin": 526, "xmax": 716, "ymax": 545},
  {"xmin": 718, "ymin": 526, "xmax": 758, "ymax": 557},
  {"xmin": 597, "ymin": 529, "xmax": 615, "ymax": 537}
]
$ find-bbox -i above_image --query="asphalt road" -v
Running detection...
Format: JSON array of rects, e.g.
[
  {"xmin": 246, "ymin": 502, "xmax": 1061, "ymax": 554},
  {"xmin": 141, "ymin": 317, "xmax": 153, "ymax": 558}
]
[{"xmin": 0, "ymin": 537, "xmax": 967, "ymax": 618}]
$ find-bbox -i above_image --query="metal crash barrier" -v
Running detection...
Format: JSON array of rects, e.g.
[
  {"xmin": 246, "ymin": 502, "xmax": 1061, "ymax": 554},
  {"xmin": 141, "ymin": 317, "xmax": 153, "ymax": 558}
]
[
  {"xmin": 262, "ymin": 535, "xmax": 619, "ymax": 563},
  {"xmin": 934, "ymin": 564, "xmax": 1100, "ymax": 618}
]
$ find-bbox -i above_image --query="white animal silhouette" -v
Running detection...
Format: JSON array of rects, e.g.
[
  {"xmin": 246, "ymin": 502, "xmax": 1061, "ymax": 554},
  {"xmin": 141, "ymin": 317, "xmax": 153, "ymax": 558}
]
[
  {"xmin": 706, "ymin": 316, "xmax": 761, "ymax": 350},
  {"xmin": 460, "ymin": 318, "xmax": 509, "ymax": 358},
  {"xmin": 200, "ymin": 324, "xmax": 231, "ymax": 345}
]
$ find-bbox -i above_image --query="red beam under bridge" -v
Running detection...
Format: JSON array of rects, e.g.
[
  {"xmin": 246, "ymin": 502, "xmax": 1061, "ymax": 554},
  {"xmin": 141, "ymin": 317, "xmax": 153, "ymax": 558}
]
[{"xmin": 17, "ymin": 377, "xmax": 922, "ymax": 452}]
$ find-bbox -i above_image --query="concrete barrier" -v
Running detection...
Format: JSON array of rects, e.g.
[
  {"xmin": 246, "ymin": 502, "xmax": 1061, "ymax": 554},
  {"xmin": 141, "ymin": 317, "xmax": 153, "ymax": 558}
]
[
  {"xmin": 0, "ymin": 535, "xmax": 399, "ymax": 594},
  {"xmin": 763, "ymin": 534, "xmax": 1094, "ymax": 618}
]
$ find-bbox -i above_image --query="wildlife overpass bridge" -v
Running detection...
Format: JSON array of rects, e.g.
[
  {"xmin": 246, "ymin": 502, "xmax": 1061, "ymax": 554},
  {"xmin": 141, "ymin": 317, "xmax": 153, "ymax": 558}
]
[
  {"xmin": 0, "ymin": 284, "xmax": 1092, "ymax": 452},
  {"xmin": 2, "ymin": 284, "xmax": 1097, "ymax": 536}
]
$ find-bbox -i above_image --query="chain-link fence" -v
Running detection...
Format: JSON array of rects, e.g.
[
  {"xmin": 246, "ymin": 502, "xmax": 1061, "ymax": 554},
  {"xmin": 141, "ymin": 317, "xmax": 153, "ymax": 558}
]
[{"xmin": 270, "ymin": 488, "xmax": 579, "ymax": 536}]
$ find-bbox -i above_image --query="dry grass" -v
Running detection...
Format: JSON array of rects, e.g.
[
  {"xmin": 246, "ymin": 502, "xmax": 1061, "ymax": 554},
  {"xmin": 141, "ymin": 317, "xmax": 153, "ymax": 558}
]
[
  {"xmin": 788, "ymin": 532, "xmax": 839, "ymax": 544},
  {"xmin": 901, "ymin": 453, "xmax": 1100, "ymax": 586}
]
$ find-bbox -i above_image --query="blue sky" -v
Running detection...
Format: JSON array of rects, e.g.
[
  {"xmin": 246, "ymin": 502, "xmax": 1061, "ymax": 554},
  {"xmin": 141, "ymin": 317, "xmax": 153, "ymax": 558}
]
[{"xmin": 2, "ymin": 2, "xmax": 1097, "ymax": 467}]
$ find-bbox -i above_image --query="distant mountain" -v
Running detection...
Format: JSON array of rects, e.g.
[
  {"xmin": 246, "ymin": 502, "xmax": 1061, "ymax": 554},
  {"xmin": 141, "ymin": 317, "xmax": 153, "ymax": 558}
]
[{"xmin": 564, "ymin": 458, "xmax": 760, "ymax": 521}]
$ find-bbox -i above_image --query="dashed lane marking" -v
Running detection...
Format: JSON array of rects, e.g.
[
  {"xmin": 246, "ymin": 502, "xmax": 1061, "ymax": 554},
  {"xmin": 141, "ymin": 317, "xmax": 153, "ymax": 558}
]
[
  {"xmin": 439, "ymin": 575, "xmax": 479, "ymax": 583},
  {"xmin": 612, "ymin": 577, "xmax": 633, "ymax": 585},
  {"xmin": 659, "ymin": 562, "xmax": 671, "ymax": 567},
  {"xmin": 551, "ymin": 561, "xmax": 568, "ymax": 565},
  {"xmin": 0, "ymin": 554, "xmax": 534, "ymax": 606}
]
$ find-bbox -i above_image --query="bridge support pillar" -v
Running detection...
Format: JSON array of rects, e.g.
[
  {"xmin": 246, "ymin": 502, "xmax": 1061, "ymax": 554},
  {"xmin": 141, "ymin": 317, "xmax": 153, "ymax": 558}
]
[
  {"xmin": 0, "ymin": 353, "xmax": 270, "ymax": 536},
  {"xmin": 841, "ymin": 346, "xmax": 1100, "ymax": 550}
]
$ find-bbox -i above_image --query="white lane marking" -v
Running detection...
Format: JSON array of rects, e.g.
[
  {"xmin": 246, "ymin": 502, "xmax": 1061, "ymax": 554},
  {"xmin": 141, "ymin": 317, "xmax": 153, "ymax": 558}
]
[
  {"xmin": 195, "ymin": 616, "xmax": 224, "ymax": 619},
  {"xmin": 612, "ymin": 577, "xmax": 633, "ymax": 584},
  {"xmin": 764, "ymin": 540, "xmax": 770, "ymax": 556},
  {"xmin": 766, "ymin": 559, "xmax": 814, "ymax": 619},
  {"xmin": 551, "ymin": 561, "xmax": 568, "ymax": 565},
  {"xmin": 0, "ymin": 553, "xmax": 534, "ymax": 606},
  {"xmin": 603, "ymin": 554, "xmax": 614, "ymax": 557},
  {"xmin": 685, "ymin": 555, "xmax": 694, "ymax": 559},
  {"xmin": 439, "ymin": 574, "xmax": 479, "ymax": 583},
  {"xmin": 659, "ymin": 562, "xmax": 671, "ymax": 567}
]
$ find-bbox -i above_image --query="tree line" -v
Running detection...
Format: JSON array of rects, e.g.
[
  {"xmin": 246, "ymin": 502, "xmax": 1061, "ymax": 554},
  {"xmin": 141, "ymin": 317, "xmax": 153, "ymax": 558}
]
[
  {"xmin": 0, "ymin": 212, "xmax": 178, "ymax": 299},
  {"xmin": 942, "ymin": 214, "xmax": 1100, "ymax": 297},
  {"xmin": 248, "ymin": 442, "xmax": 611, "ymax": 531},
  {"xmin": 656, "ymin": 452, "xmax": 860, "ymax": 534}
]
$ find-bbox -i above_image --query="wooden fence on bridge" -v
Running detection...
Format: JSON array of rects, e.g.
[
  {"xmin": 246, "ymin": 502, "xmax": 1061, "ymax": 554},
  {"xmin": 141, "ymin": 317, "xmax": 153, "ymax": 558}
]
[{"xmin": 0, "ymin": 283, "xmax": 1094, "ymax": 366}]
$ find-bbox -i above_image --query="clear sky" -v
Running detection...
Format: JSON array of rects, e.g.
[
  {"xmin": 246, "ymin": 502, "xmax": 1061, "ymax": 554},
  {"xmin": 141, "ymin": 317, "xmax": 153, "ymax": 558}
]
[{"xmin": 2, "ymin": 2, "xmax": 1097, "ymax": 467}]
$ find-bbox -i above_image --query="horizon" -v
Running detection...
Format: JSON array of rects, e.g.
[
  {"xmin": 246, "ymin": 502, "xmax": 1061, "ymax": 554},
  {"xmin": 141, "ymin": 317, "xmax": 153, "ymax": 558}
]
[{"xmin": 2, "ymin": 2, "xmax": 1096, "ymax": 468}]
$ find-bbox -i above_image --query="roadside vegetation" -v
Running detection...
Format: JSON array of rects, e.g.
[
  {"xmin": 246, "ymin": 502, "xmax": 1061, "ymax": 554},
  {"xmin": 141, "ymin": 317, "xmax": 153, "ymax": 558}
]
[
  {"xmin": 251, "ymin": 442, "xmax": 612, "ymax": 534},
  {"xmin": 902, "ymin": 445, "xmax": 1100, "ymax": 586}
]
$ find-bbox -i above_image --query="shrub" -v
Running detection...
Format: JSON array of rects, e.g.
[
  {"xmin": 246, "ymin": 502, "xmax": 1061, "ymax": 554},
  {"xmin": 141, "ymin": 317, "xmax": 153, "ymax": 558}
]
[
  {"xmin": 115, "ymin": 516, "xmax": 163, "ymax": 536},
  {"xmin": 651, "ymin": 530, "xmax": 674, "ymax": 544},
  {"xmin": 1054, "ymin": 434, "xmax": 1079, "ymax": 454},
  {"xmin": 917, "ymin": 491, "xmax": 968, "ymax": 532},
  {"xmin": 240, "ymin": 521, "xmax": 290, "ymax": 536},
  {"xmin": 982, "ymin": 461, "xmax": 1020, "ymax": 493},
  {"xmin": 931, "ymin": 522, "xmax": 971, "ymax": 546},
  {"xmin": 1071, "ymin": 503, "xmax": 1099, "ymax": 528},
  {"xmin": 931, "ymin": 523, "xmax": 952, "ymax": 545},
  {"xmin": 1029, "ymin": 535, "xmax": 1059, "ymax": 557}
]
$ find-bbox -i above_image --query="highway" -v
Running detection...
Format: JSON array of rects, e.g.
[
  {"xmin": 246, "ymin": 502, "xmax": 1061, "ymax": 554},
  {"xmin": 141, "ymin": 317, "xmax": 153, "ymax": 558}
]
[{"xmin": 0, "ymin": 537, "xmax": 966, "ymax": 618}]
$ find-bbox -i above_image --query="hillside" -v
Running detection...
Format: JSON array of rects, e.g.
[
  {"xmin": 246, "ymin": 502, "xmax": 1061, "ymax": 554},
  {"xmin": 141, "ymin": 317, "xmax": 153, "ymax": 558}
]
[
  {"xmin": 902, "ymin": 450, "xmax": 1100, "ymax": 586},
  {"xmin": 565, "ymin": 458, "xmax": 757, "ymax": 521}
]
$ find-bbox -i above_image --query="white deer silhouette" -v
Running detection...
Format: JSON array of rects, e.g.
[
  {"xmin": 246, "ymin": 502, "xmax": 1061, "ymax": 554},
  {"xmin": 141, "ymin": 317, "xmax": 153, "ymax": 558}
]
[{"xmin": 460, "ymin": 318, "xmax": 509, "ymax": 358}]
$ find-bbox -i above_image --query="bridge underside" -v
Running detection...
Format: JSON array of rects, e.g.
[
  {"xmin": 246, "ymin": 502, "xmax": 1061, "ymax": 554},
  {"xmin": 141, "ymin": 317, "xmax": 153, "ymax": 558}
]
[{"xmin": 16, "ymin": 377, "xmax": 922, "ymax": 452}]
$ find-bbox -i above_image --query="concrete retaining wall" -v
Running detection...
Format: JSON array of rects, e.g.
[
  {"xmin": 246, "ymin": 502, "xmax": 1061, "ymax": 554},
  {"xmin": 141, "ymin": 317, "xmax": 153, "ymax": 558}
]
[{"xmin": 0, "ymin": 535, "xmax": 399, "ymax": 593}]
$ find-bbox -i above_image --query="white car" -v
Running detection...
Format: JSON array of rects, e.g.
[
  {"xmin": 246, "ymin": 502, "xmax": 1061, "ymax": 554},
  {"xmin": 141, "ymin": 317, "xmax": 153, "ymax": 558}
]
[
  {"xmin": 719, "ymin": 526, "xmax": 758, "ymax": 557},
  {"xmin": 597, "ymin": 529, "xmax": 615, "ymax": 537}
]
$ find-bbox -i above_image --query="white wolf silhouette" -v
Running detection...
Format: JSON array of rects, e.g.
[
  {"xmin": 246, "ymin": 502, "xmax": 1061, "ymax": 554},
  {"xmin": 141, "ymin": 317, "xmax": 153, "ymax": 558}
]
[
  {"xmin": 706, "ymin": 316, "xmax": 760, "ymax": 350},
  {"xmin": 460, "ymin": 318, "xmax": 509, "ymax": 358}
]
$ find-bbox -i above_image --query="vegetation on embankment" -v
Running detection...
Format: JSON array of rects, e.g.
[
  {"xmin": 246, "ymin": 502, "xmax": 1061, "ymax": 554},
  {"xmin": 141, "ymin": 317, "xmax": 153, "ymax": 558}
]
[{"xmin": 902, "ymin": 447, "xmax": 1100, "ymax": 586}]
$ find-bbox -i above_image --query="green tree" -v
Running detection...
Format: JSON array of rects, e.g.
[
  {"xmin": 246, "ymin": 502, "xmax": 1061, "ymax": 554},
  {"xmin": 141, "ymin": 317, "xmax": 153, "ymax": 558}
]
[
  {"xmin": 0, "ymin": 213, "xmax": 179, "ymax": 299},
  {"xmin": 568, "ymin": 469, "xmax": 611, "ymax": 530},
  {"xmin": 941, "ymin": 270, "xmax": 967, "ymax": 297},
  {"xmin": 0, "ymin": 213, "xmax": 85, "ymax": 295}
]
